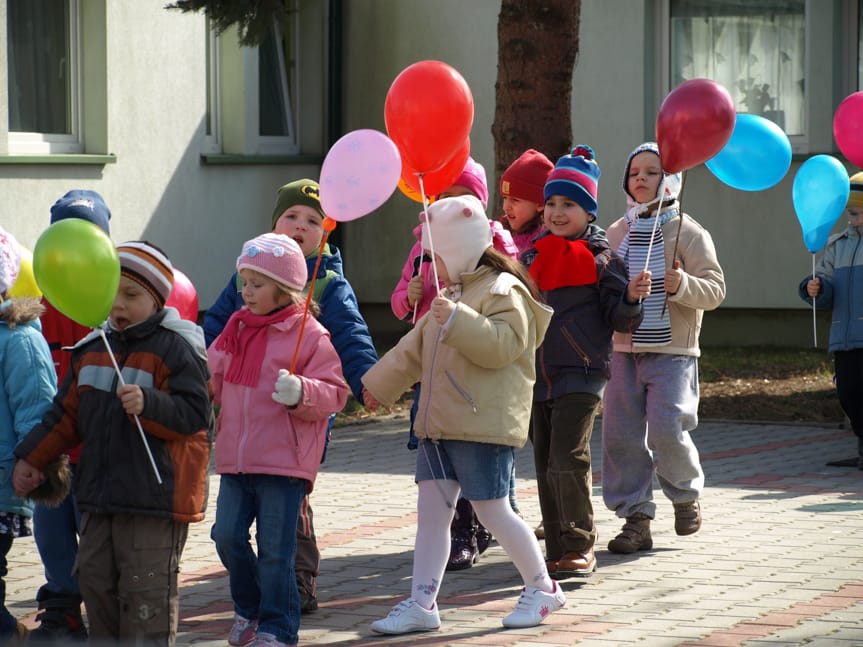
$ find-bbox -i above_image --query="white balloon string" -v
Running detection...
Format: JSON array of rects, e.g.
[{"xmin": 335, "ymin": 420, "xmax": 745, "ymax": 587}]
[
  {"xmin": 811, "ymin": 254, "xmax": 817, "ymax": 348},
  {"xmin": 639, "ymin": 175, "xmax": 667, "ymax": 304},
  {"xmin": 99, "ymin": 328, "xmax": 163, "ymax": 485},
  {"xmin": 418, "ymin": 173, "xmax": 441, "ymax": 298}
]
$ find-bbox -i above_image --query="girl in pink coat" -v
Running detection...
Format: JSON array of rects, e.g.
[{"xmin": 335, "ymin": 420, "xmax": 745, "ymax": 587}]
[{"xmin": 208, "ymin": 233, "xmax": 348, "ymax": 647}]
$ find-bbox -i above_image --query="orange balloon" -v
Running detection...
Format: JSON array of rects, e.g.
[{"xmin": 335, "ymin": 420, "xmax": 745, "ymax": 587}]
[{"xmin": 400, "ymin": 138, "xmax": 471, "ymax": 199}]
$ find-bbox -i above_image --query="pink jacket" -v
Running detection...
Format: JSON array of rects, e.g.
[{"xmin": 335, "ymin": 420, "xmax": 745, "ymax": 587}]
[
  {"xmin": 390, "ymin": 221, "xmax": 519, "ymax": 323},
  {"xmin": 208, "ymin": 310, "xmax": 348, "ymax": 492}
]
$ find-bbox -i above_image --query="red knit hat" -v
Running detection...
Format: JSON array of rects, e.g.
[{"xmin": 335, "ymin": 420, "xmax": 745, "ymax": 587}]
[{"xmin": 500, "ymin": 149, "xmax": 554, "ymax": 206}]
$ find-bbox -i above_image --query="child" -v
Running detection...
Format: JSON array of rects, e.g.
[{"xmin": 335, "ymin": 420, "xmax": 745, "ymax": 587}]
[
  {"xmin": 522, "ymin": 146, "xmax": 645, "ymax": 579},
  {"xmin": 363, "ymin": 195, "xmax": 564, "ymax": 634},
  {"xmin": 208, "ymin": 233, "xmax": 348, "ymax": 647},
  {"xmin": 601, "ymin": 142, "xmax": 725, "ymax": 554},
  {"xmin": 390, "ymin": 158, "xmax": 518, "ymax": 572},
  {"xmin": 499, "ymin": 148, "xmax": 554, "ymax": 255},
  {"xmin": 13, "ymin": 241, "xmax": 213, "ymax": 646},
  {"xmin": 30, "ymin": 189, "xmax": 112, "ymax": 643},
  {"xmin": 0, "ymin": 226, "xmax": 57, "ymax": 644},
  {"xmin": 799, "ymin": 171, "xmax": 863, "ymax": 469},
  {"xmin": 204, "ymin": 178, "xmax": 376, "ymax": 612}
]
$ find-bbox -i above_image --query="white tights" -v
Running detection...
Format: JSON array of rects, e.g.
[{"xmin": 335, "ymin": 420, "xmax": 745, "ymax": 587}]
[{"xmin": 410, "ymin": 479, "xmax": 553, "ymax": 609}]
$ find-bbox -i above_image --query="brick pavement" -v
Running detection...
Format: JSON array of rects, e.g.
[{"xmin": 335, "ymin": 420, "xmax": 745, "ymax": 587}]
[{"xmin": 6, "ymin": 414, "xmax": 863, "ymax": 646}]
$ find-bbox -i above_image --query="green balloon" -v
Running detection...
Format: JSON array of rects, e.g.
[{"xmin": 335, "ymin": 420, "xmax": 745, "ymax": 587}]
[{"xmin": 33, "ymin": 219, "xmax": 120, "ymax": 327}]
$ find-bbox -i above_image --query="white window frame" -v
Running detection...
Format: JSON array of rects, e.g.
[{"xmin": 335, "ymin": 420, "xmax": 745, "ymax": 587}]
[
  {"xmin": 202, "ymin": 24, "xmax": 221, "ymax": 155},
  {"xmin": 8, "ymin": 0, "xmax": 82, "ymax": 154},
  {"xmin": 253, "ymin": 18, "xmax": 299, "ymax": 154},
  {"xmin": 656, "ymin": 0, "xmax": 835, "ymax": 155}
]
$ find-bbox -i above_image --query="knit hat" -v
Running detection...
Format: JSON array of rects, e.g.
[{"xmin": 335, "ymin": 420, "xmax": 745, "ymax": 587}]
[
  {"xmin": 50, "ymin": 190, "xmax": 111, "ymax": 234},
  {"xmin": 544, "ymin": 145, "xmax": 602, "ymax": 220},
  {"xmin": 449, "ymin": 157, "xmax": 489, "ymax": 209},
  {"xmin": 271, "ymin": 179, "xmax": 325, "ymax": 229},
  {"xmin": 0, "ymin": 226, "xmax": 22, "ymax": 294},
  {"xmin": 622, "ymin": 141, "xmax": 682, "ymax": 208},
  {"xmin": 117, "ymin": 241, "xmax": 174, "ymax": 309},
  {"xmin": 848, "ymin": 171, "xmax": 863, "ymax": 210},
  {"xmin": 236, "ymin": 233, "xmax": 307, "ymax": 292},
  {"xmin": 501, "ymin": 149, "xmax": 554, "ymax": 206},
  {"xmin": 422, "ymin": 195, "xmax": 492, "ymax": 280}
]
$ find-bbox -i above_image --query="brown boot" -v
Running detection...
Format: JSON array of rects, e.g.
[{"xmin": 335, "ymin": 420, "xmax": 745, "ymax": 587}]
[
  {"xmin": 607, "ymin": 513, "xmax": 652, "ymax": 554},
  {"xmin": 673, "ymin": 500, "xmax": 702, "ymax": 536}
]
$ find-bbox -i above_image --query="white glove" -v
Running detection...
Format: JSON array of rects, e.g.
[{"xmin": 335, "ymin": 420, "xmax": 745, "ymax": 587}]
[{"xmin": 272, "ymin": 369, "xmax": 302, "ymax": 407}]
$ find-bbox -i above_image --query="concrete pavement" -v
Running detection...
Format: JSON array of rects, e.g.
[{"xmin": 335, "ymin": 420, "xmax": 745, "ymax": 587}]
[{"xmin": 6, "ymin": 413, "xmax": 863, "ymax": 646}]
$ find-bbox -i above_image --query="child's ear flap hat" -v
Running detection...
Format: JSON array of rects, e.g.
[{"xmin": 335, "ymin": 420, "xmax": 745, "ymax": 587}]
[
  {"xmin": 271, "ymin": 179, "xmax": 325, "ymax": 229},
  {"xmin": 236, "ymin": 233, "xmax": 307, "ymax": 292},
  {"xmin": 622, "ymin": 141, "xmax": 682, "ymax": 210},
  {"xmin": 422, "ymin": 195, "xmax": 492, "ymax": 280},
  {"xmin": 848, "ymin": 171, "xmax": 863, "ymax": 209},
  {"xmin": 0, "ymin": 226, "xmax": 22, "ymax": 295}
]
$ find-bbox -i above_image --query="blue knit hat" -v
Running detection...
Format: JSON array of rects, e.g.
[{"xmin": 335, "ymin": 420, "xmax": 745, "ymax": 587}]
[
  {"xmin": 50, "ymin": 190, "xmax": 111, "ymax": 234},
  {"xmin": 544, "ymin": 145, "xmax": 601, "ymax": 220}
]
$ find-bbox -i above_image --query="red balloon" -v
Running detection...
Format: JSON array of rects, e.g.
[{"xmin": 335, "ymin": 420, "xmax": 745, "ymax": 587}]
[
  {"xmin": 656, "ymin": 78, "xmax": 736, "ymax": 173},
  {"xmin": 166, "ymin": 268, "xmax": 199, "ymax": 322},
  {"xmin": 833, "ymin": 92, "xmax": 863, "ymax": 167},
  {"xmin": 400, "ymin": 138, "xmax": 471, "ymax": 199},
  {"xmin": 384, "ymin": 60, "xmax": 474, "ymax": 174}
]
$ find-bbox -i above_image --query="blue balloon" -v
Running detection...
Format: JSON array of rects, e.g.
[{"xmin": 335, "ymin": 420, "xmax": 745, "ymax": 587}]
[
  {"xmin": 792, "ymin": 155, "xmax": 850, "ymax": 253},
  {"xmin": 706, "ymin": 113, "xmax": 792, "ymax": 191}
]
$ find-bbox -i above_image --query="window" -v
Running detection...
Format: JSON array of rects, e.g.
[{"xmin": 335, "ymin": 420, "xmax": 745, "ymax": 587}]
[
  {"xmin": 7, "ymin": 0, "xmax": 81, "ymax": 154},
  {"xmin": 668, "ymin": 0, "xmax": 805, "ymax": 136}
]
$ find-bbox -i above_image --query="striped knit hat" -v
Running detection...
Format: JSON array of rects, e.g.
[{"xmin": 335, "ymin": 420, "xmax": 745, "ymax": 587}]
[
  {"xmin": 544, "ymin": 145, "xmax": 601, "ymax": 220},
  {"xmin": 848, "ymin": 171, "xmax": 863, "ymax": 210},
  {"xmin": 117, "ymin": 241, "xmax": 174, "ymax": 308}
]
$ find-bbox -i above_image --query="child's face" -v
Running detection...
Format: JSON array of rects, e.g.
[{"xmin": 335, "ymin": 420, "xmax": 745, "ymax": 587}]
[
  {"xmin": 111, "ymin": 277, "xmax": 158, "ymax": 330},
  {"xmin": 502, "ymin": 196, "xmax": 542, "ymax": 233},
  {"xmin": 544, "ymin": 195, "xmax": 591, "ymax": 238},
  {"xmin": 627, "ymin": 151, "xmax": 663, "ymax": 203},
  {"xmin": 273, "ymin": 205, "xmax": 324, "ymax": 257},
  {"xmin": 239, "ymin": 269, "xmax": 293, "ymax": 315},
  {"xmin": 426, "ymin": 251, "xmax": 452, "ymax": 287},
  {"xmin": 848, "ymin": 206, "xmax": 863, "ymax": 226}
]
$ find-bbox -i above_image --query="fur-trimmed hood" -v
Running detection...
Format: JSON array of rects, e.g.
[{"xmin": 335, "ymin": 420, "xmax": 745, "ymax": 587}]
[{"xmin": 0, "ymin": 297, "xmax": 45, "ymax": 329}]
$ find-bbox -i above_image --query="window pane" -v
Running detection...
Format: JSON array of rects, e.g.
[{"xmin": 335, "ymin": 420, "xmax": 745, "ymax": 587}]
[
  {"xmin": 7, "ymin": 0, "xmax": 71, "ymax": 134},
  {"xmin": 671, "ymin": 0, "xmax": 805, "ymax": 136},
  {"xmin": 259, "ymin": 20, "xmax": 295, "ymax": 138}
]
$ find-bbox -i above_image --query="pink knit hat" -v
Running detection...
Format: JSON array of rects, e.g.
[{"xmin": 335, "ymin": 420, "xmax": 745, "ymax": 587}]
[
  {"xmin": 236, "ymin": 233, "xmax": 307, "ymax": 292},
  {"xmin": 0, "ymin": 226, "xmax": 21, "ymax": 295},
  {"xmin": 449, "ymin": 157, "xmax": 489, "ymax": 209}
]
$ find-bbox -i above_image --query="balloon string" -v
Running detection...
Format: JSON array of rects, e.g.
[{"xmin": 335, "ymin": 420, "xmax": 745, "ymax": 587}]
[
  {"xmin": 417, "ymin": 173, "xmax": 442, "ymax": 313},
  {"xmin": 811, "ymin": 253, "xmax": 817, "ymax": 348},
  {"xmin": 661, "ymin": 170, "xmax": 687, "ymax": 318},
  {"xmin": 639, "ymin": 176, "xmax": 667, "ymax": 306},
  {"xmin": 290, "ymin": 230, "xmax": 331, "ymax": 374},
  {"xmin": 98, "ymin": 328, "xmax": 163, "ymax": 485}
]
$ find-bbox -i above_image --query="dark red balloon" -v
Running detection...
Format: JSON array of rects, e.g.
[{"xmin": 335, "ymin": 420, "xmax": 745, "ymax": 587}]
[
  {"xmin": 385, "ymin": 60, "xmax": 474, "ymax": 174},
  {"xmin": 833, "ymin": 92, "xmax": 863, "ymax": 168},
  {"xmin": 656, "ymin": 78, "xmax": 736, "ymax": 173},
  {"xmin": 166, "ymin": 268, "xmax": 199, "ymax": 322},
  {"xmin": 400, "ymin": 138, "xmax": 471, "ymax": 199}
]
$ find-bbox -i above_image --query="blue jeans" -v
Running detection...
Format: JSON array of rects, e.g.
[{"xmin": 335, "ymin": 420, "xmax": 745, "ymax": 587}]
[
  {"xmin": 211, "ymin": 474, "xmax": 306, "ymax": 645},
  {"xmin": 407, "ymin": 383, "xmax": 420, "ymax": 450},
  {"xmin": 0, "ymin": 533, "xmax": 14, "ymax": 639},
  {"xmin": 33, "ymin": 467, "xmax": 81, "ymax": 604}
]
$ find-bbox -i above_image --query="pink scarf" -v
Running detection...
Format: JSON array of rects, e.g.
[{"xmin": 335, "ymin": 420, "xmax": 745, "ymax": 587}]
[{"xmin": 214, "ymin": 304, "xmax": 301, "ymax": 386}]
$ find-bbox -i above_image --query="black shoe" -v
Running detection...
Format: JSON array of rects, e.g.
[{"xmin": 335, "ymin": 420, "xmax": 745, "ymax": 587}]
[
  {"xmin": 28, "ymin": 609, "xmax": 88, "ymax": 643},
  {"xmin": 299, "ymin": 588, "xmax": 318, "ymax": 614},
  {"xmin": 475, "ymin": 525, "xmax": 492, "ymax": 555},
  {"xmin": 446, "ymin": 532, "xmax": 478, "ymax": 571}
]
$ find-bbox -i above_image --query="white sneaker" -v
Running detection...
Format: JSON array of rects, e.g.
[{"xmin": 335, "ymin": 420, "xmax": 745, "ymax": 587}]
[
  {"xmin": 370, "ymin": 598, "xmax": 441, "ymax": 634},
  {"xmin": 502, "ymin": 581, "xmax": 566, "ymax": 628},
  {"xmin": 228, "ymin": 615, "xmax": 258, "ymax": 646}
]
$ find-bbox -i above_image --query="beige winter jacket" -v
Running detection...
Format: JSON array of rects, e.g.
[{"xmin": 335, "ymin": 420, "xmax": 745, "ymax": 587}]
[
  {"xmin": 362, "ymin": 266, "xmax": 552, "ymax": 448},
  {"xmin": 606, "ymin": 211, "xmax": 725, "ymax": 357}
]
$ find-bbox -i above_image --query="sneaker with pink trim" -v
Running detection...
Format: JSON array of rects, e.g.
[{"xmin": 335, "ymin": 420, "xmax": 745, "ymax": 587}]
[
  {"xmin": 502, "ymin": 581, "xmax": 566, "ymax": 628},
  {"xmin": 228, "ymin": 614, "xmax": 258, "ymax": 646}
]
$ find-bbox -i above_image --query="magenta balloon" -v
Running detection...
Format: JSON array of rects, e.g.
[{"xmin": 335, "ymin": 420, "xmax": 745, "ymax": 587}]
[
  {"xmin": 319, "ymin": 129, "xmax": 402, "ymax": 222},
  {"xmin": 833, "ymin": 92, "xmax": 863, "ymax": 168},
  {"xmin": 656, "ymin": 78, "xmax": 736, "ymax": 173}
]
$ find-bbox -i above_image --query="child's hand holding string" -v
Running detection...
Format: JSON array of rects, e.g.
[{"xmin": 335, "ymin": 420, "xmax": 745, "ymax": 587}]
[
  {"xmin": 362, "ymin": 387, "xmax": 382, "ymax": 412},
  {"xmin": 628, "ymin": 270, "xmax": 652, "ymax": 303},
  {"xmin": 406, "ymin": 274, "xmax": 424, "ymax": 308},
  {"xmin": 273, "ymin": 369, "xmax": 302, "ymax": 407},
  {"xmin": 664, "ymin": 260, "xmax": 683, "ymax": 295},
  {"xmin": 431, "ymin": 292, "xmax": 456, "ymax": 325}
]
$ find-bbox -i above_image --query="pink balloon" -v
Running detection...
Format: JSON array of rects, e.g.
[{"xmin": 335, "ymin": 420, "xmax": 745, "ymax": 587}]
[
  {"xmin": 656, "ymin": 78, "xmax": 736, "ymax": 173},
  {"xmin": 833, "ymin": 92, "xmax": 863, "ymax": 168},
  {"xmin": 166, "ymin": 268, "xmax": 199, "ymax": 322},
  {"xmin": 319, "ymin": 129, "xmax": 402, "ymax": 222}
]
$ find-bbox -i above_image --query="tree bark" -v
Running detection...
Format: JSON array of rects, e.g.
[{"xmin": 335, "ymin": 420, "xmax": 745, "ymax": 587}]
[{"xmin": 492, "ymin": 0, "xmax": 580, "ymax": 212}]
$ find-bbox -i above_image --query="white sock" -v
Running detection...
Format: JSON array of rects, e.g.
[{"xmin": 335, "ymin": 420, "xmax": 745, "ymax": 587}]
[
  {"xmin": 411, "ymin": 479, "xmax": 460, "ymax": 609},
  {"xmin": 472, "ymin": 497, "xmax": 554, "ymax": 593}
]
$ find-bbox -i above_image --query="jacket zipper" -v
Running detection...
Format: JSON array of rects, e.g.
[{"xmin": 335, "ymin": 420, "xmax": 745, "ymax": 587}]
[
  {"xmin": 560, "ymin": 326, "xmax": 591, "ymax": 373},
  {"xmin": 444, "ymin": 370, "xmax": 478, "ymax": 413}
]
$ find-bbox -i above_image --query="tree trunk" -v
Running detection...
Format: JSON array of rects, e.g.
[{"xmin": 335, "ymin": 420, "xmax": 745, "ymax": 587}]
[{"xmin": 492, "ymin": 0, "xmax": 580, "ymax": 213}]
